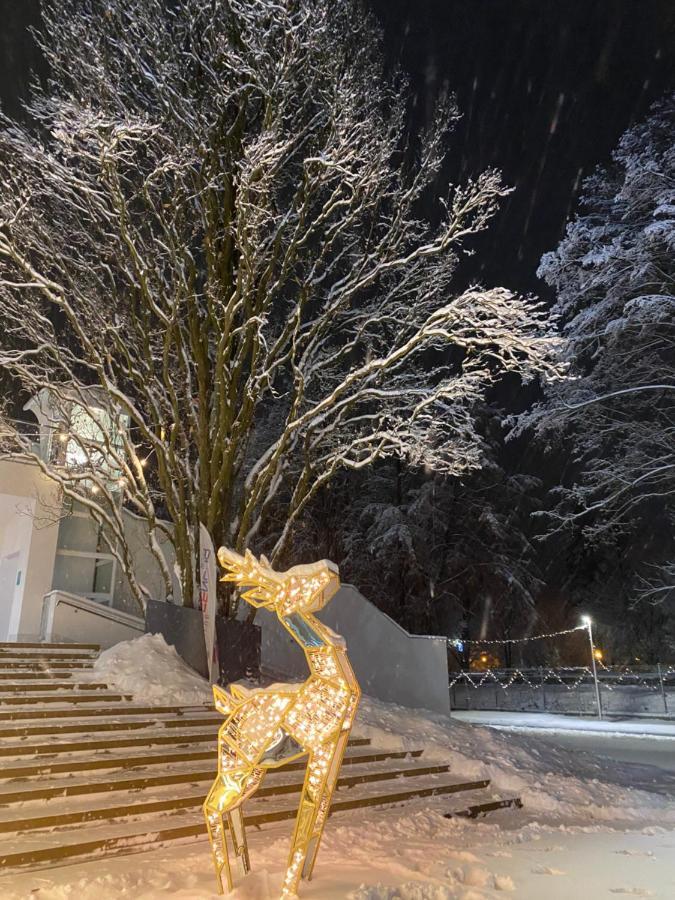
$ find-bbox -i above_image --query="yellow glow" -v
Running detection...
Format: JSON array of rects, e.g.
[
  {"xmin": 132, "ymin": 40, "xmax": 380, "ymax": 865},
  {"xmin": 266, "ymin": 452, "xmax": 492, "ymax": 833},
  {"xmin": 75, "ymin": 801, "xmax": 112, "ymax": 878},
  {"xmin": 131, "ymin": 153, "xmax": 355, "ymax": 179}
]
[
  {"xmin": 203, "ymin": 548, "xmax": 361, "ymax": 897},
  {"xmin": 593, "ymin": 648, "xmax": 603, "ymax": 661}
]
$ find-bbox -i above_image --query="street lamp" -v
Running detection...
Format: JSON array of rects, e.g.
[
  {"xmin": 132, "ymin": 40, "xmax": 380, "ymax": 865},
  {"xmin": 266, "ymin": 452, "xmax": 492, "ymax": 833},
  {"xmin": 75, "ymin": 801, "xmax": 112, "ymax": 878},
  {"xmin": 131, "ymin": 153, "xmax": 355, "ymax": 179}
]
[{"xmin": 581, "ymin": 614, "xmax": 603, "ymax": 720}]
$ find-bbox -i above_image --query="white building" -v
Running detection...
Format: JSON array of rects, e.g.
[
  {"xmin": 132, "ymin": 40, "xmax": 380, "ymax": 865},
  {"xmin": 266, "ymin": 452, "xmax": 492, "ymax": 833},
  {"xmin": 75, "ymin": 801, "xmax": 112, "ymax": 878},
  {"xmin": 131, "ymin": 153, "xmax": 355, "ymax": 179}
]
[{"xmin": 0, "ymin": 394, "xmax": 173, "ymax": 644}]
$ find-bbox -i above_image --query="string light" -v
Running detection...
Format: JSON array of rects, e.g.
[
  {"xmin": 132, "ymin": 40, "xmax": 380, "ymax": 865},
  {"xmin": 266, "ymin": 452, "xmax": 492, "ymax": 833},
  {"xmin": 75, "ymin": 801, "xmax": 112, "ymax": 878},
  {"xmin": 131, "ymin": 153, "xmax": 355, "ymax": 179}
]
[
  {"xmin": 450, "ymin": 664, "xmax": 675, "ymax": 693},
  {"xmin": 449, "ymin": 624, "xmax": 587, "ymax": 647},
  {"xmin": 450, "ymin": 665, "xmax": 599, "ymax": 692},
  {"xmin": 203, "ymin": 548, "xmax": 360, "ymax": 897}
]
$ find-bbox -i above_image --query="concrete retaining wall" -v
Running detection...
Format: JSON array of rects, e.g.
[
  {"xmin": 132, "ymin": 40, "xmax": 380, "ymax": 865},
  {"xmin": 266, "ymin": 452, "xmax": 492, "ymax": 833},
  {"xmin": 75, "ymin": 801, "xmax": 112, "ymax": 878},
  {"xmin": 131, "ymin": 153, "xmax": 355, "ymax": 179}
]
[
  {"xmin": 259, "ymin": 584, "xmax": 450, "ymax": 717},
  {"xmin": 40, "ymin": 591, "xmax": 144, "ymax": 648}
]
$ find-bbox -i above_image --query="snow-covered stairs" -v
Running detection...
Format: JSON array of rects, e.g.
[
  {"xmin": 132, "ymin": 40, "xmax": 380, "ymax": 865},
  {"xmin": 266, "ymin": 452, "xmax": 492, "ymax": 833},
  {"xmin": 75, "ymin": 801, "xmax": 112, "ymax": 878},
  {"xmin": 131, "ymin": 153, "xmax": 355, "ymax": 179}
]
[{"xmin": 0, "ymin": 642, "xmax": 521, "ymax": 873}]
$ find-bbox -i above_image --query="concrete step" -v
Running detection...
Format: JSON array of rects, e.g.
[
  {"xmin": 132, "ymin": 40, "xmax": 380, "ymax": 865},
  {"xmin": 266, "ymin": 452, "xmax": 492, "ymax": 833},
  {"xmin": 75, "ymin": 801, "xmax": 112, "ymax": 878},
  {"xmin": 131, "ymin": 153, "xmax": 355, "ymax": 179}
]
[
  {"xmin": 0, "ymin": 703, "xmax": 214, "ymax": 722},
  {"xmin": 0, "ymin": 681, "xmax": 109, "ymax": 692},
  {"xmin": 0, "ymin": 716, "xmax": 219, "ymax": 756},
  {"xmin": 0, "ymin": 670, "xmax": 85, "ymax": 680},
  {"xmin": 0, "ymin": 691, "xmax": 132, "ymax": 707},
  {"xmin": 0, "ymin": 660, "xmax": 94, "ymax": 670},
  {"xmin": 449, "ymin": 797, "xmax": 524, "ymax": 819},
  {"xmin": 0, "ymin": 773, "xmax": 495, "ymax": 870},
  {"xmin": 0, "ymin": 650, "xmax": 99, "ymax": 661},
  {"xmin": 0, "ymin": 711, "xmax": 222, "ymax": 739},
  {"xmin": 0, "ymin": 729, "xmax": 218, "ymax": 757},
  {"xmin": 0, "ymin": 643, "xmax": 100, "ymax": 651},
  {"xmin": 0, "ymin": 761, "xmax": 470, "ymax": 832}
]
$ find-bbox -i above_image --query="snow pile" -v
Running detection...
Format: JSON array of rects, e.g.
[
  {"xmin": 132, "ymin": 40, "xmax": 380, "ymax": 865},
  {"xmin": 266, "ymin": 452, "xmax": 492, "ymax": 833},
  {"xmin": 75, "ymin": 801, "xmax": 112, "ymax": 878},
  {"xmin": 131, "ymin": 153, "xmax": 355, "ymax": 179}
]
[
  {"xmin": 87, "ymin": 632, "xmax": 212, "ymax": 706},
  {"xmin": 352, "ymin": 696, "xmax": 675, "ymax": 827}
]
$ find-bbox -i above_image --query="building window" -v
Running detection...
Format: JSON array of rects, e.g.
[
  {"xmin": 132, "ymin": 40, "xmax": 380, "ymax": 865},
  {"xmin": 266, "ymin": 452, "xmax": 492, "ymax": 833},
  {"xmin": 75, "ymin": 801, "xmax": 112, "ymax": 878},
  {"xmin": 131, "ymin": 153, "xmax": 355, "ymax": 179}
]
[{"xmin": 52, "ymin": 503, "xmax": 116, "ymax": 606}]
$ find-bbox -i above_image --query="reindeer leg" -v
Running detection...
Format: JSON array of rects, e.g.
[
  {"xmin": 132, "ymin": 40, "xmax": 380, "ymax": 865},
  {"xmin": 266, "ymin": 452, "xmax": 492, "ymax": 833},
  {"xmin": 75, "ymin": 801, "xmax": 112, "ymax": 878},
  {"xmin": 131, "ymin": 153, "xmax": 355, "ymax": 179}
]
[
  {"xmin": 301, "ymin": 728, "xmax": 351, "ymax": 881},
  {"xmin": 203, "ymin": 764, "xmax": 264, "ymax": 893},
  {"xmin": 204, "ymin": 784, "xmax": 233, "ymax": 895},
  {"xmin": 280, "ymin": 735, "xmax": 343, "ymax": 899},
  {"xmin": 226, "ymin": 767, "xmax": 265, "ymax": 878}
]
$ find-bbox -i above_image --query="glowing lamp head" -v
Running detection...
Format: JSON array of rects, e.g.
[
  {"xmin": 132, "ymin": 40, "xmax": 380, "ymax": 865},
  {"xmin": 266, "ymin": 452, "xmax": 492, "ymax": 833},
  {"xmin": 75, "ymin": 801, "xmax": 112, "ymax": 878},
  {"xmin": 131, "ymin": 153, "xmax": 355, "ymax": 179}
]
[{"xmin": 581, "ymin": 615, "xmax": 592, "ymax": 627}]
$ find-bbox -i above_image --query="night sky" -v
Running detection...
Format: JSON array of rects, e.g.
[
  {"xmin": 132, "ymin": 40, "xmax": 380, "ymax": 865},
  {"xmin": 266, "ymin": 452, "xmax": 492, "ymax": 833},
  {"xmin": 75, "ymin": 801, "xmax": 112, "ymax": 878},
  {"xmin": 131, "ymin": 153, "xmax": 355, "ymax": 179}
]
[{"xmin": 1, "ymin": 0, "xmax": 673, "ymax": 295}]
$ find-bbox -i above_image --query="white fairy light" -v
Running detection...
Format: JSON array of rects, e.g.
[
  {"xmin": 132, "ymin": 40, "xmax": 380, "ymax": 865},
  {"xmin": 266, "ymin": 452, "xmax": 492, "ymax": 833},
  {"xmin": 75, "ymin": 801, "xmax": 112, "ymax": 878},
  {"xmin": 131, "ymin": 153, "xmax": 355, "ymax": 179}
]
[{"xmin": 452, "ymin": 624, "xmax": 587, "ymax": 647}]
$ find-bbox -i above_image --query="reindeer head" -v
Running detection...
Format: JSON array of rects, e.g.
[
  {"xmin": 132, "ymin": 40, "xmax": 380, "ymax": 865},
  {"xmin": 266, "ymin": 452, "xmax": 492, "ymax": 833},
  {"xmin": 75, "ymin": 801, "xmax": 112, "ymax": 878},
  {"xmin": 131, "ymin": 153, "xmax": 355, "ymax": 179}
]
[{"xmin": 218, "ymin": 547, "xmax": 340, "ymax": 617}]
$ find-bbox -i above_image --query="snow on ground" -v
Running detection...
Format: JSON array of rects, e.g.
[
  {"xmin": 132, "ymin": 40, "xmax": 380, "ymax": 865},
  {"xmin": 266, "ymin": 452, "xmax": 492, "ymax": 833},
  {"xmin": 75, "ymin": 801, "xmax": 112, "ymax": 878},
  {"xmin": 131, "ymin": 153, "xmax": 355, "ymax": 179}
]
[
  {"xmin": 355, "ymin": 698, "xmax": 675, "ymax": 827},
  {"xmin": 84, "ymin": 632, "xmax": 213, "ymax": 706},
  {"xmin": 451, "ymin": 710, "xmax": 675, "ymax": 738},
  {"xmin": 4, "ymin": 800, "xmax": 675, "ymax": 899},
  {"xmin": 18, "ymin": 635, "xmax": 673, "ymax": 898}
]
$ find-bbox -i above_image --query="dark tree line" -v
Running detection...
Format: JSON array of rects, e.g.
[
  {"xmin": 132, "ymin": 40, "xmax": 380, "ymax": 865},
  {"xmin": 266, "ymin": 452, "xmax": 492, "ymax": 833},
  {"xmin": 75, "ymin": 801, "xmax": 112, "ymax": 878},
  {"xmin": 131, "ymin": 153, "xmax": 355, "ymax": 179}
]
[{"xmin": 292, "ymin": 96, "xmax": 675, "ymax": 666}]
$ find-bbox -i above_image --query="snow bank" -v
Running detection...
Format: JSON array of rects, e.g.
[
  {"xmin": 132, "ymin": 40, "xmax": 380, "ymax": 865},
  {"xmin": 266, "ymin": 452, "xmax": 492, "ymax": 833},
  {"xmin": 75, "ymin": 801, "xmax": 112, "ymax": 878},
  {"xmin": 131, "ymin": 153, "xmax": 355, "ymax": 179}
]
[
  {"xmin": 86, "ymin": 632, "xmax": 212, "ymax": 706},
  {"xmin": 352, "ymin": 696, "xmax": 675, "ymax": 827}
]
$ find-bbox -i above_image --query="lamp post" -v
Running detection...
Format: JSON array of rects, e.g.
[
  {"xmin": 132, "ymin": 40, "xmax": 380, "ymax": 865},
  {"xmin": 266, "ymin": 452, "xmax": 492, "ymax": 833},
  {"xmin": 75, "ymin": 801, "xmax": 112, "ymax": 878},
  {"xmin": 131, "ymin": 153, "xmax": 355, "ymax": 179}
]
[{"xmin": 582, "ymin": 615, "xmax": 603, "ymax": 720}]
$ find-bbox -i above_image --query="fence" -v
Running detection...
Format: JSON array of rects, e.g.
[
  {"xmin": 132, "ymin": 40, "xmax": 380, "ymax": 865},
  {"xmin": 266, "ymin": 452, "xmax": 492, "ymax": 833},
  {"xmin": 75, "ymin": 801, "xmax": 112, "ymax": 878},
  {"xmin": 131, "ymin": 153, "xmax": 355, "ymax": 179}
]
[{"xmin": 449, "ymin": 664, "xmax": 675, "ymax": 718}]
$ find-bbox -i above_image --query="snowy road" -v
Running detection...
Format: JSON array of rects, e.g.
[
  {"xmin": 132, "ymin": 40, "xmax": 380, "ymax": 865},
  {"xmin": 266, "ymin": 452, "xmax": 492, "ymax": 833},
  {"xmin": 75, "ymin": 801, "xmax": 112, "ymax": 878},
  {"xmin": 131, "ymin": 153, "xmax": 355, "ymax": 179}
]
[{"xmin": 451, "ymin": 710, "xmax": 675, "ymax": 779}]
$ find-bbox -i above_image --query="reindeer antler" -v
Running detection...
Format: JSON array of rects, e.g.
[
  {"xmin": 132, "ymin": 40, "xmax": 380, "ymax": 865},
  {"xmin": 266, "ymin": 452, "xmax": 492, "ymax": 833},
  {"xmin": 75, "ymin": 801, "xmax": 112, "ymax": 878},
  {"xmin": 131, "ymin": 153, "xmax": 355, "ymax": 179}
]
[{"xmin": 218, "ymin": 547, "xmax": 283, "ymax": 608}]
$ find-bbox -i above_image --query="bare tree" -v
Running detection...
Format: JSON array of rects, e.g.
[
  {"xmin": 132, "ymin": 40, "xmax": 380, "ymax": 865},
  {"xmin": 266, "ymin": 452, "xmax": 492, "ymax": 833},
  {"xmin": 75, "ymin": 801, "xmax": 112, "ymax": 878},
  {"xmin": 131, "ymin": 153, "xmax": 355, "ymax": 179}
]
[{"xmin": 0, "ymin": 0, "xmax": 558, "ymax": 613}]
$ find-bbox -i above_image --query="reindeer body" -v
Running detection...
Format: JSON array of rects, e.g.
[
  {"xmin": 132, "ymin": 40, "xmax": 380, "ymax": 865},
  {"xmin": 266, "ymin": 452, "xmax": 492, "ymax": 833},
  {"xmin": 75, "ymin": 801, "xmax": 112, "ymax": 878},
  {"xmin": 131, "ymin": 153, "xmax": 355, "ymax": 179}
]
[{"xmin": 203, "ymin": 550, "xmax": 360, "ymax": 898}]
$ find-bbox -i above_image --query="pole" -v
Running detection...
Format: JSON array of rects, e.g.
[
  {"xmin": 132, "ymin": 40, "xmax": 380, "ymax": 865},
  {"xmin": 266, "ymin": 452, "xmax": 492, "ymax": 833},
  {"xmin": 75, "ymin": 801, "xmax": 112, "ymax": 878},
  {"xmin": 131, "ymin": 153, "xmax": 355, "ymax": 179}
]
[
  {"xmin": 585, "ymin": 618, "xmax": 603, "ymax": 720},
  {"xmin": 540, "ymin": 665, "xmax": 546, "ymax": 712},
  {"xmin": 657, "ymin": 662, "xmax": 668, "ymax": 715}
]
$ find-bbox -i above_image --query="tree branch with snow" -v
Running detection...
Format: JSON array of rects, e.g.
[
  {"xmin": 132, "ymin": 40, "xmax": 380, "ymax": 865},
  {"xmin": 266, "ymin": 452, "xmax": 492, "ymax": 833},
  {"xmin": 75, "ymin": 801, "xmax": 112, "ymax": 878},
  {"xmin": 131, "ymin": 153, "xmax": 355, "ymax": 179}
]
[{"xmin": 0, "ymin": 0, "xmax": 559, "ymax": 613}]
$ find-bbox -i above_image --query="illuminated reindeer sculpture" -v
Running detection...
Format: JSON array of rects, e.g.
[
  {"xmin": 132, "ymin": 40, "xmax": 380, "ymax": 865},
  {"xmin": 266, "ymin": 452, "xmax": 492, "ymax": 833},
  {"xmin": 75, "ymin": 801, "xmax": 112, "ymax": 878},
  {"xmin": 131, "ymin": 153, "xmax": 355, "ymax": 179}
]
[{"xmin": 203, "ymin": 548, "xmax": 360, "ymax": 898}]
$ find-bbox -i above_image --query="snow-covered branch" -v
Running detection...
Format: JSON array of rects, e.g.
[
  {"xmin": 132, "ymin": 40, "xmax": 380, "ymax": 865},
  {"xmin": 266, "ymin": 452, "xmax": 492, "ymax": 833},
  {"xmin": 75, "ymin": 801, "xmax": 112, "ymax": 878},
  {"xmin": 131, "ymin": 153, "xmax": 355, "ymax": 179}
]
[{"xmin": 0, "ymin": 0, "xmax": 559, "ymax": 611}]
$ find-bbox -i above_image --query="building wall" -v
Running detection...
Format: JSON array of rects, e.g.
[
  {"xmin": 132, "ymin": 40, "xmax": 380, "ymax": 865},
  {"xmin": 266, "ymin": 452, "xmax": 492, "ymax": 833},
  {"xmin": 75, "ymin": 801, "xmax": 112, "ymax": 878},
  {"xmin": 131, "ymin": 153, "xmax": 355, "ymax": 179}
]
[
  {"xmin": 0, "ymin": 492, "xmax": 35, "ymax": 640},
  {"xmin": 0, "ymin": 459, "xmax": 61, "ymax": 640},
  {"xmin": 112, "ymin": 509, "xmax": 179, "ymax": 615},
  {"xmin": 0, "ymin": 458, "xmax": 176, "ymax": 639}
]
